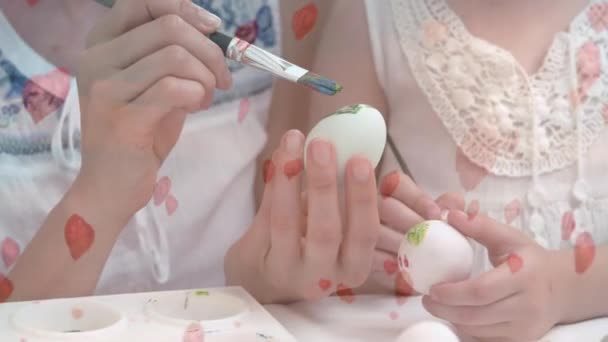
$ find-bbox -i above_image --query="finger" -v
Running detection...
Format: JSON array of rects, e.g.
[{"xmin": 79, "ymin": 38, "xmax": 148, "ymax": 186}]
[
  {"xmin": 454, "ymin": 322, "xmax": 515, "ymax": 340},
  {"xmin": 436, "ymin": 192, "xmax": 466, "ymax": 211},
  {"xmin": 447, "ymin": 211, "xmax": 528, "ymax": 257},
  {"xmin": 356, "ymin": 250, "xmax": 398, "ymax": 292},
  {"xmin": 379, "ymin": 197, "xmax": 423, "ymax": 234},
  {"xmin": 106, "ymin": 44, "xmax": 215, "ymax": 105},
  {"xmin": 125, "ymin": 76, "xmax": 205, "ymax": 127},
  {"xmin": 304, "ymin": 139, "xmax": 341, "ymax": 283},
  {"xmin": 429, "ymin": 262, "xmax": 521, "ymax": 306},
  {"xmin": 267, "ymin": 130, "xmax": 306, "ymax": 273},
  {"xmin": 243, "ymin": 157, "xmax": 276, "ymax": 251},
  {"xmin": 88, "ymin": 0, "xmax": 221, "ymax": 46},
  {"xmin": 301, "ymin": 191, "xmax": 308, "ymax": 216},
  {"xmin": 376, "ymin": 224, "xmax": 403, "ymax": 254},
  {"xmin": 89, "ymin": 14, "xmax": 230, "ymax": 89},
  {"xmin": 380, "ymin": 171, "xmax": 441, "ymax": 219},
  {"xmin": 153, "ymin": 109, "xmax": 188, "ymax": 160},
  {"xmin": 339, "ymin": 156, "xmax": 380, "ymax": 287},
  {"xmin": 259, "ymin": 159, "xmax": 277, "ymax": 217},
  {"xmin": 422, "ymin": 293, "xmax": 520, "ymax": 326}
]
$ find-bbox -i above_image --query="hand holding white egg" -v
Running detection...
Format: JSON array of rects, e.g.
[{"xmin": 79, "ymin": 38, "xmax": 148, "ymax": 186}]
[{"xmin": 398, "ymin": 220, "xmax": 474, "ymax": 295}]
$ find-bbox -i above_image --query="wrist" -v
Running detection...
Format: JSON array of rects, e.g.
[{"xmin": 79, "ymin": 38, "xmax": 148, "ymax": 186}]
[
  {"xmin": 66, "ymin": 176, "xmax": 133, "ymax": 230},
  {"xmin": 224, "ymin": 242, "xmax": 292, "ymax": 305},
  {"xmin": 551, "ymin": 248, "xmax": 584, "ymax": 324}
]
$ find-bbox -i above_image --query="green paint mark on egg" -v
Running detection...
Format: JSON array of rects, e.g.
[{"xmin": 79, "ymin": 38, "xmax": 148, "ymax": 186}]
[
  {"xmin": 332, "ymin": 104, "xmax": 367, "ymax": 116},
  {"xmin": 195, "ymin": 290, "xmax": 209, "ymax": 296},
  {"xmin": 407, "ymin": 222, "xmax": 429, "ymax": 246}
]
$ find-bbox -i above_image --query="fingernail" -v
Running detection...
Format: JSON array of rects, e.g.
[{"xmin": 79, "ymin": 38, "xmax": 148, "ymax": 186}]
[
  {"xmin": 282, "ymin": 130, "xmax": 303, "ymax": 155},
  {"xmin": 311, "ymin": 139, "xmax": 331, "ymax": 166},
  {"xmin": 183, "ymin": 1, "xmax": 222, "ymax": 30},
  {"xmin": 263, "ymin": 159, "xmax": 275, "ymax": 184},
  {"xmin": 351, "ymin": 160, "xmax": 371, "ymax": 183},
  {"xmin": 198, "ymin": 9, "xmax": 222, "ymax": 29}
]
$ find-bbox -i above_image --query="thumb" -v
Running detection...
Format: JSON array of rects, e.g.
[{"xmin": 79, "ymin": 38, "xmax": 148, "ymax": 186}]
[{"xmin": 447, "ymin": 210, "xmax": 528, "ymax": 258}]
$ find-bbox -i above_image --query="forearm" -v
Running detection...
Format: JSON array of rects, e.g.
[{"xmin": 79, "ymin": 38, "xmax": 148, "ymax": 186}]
[
  {"xmin": 6, "ymin": 179, "xmax": 129, "ymax": 302},
  {"xmin": 255, "ymin": 0, "xmax": 333, "ymax": 205},
  {"xmin": 557, "ymin": 244, "xmax": 608, "ymax": 323}
]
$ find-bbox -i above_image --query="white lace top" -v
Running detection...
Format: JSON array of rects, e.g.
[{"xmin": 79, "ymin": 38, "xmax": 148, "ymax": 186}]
[{"xmin": 365, "ymin": 0, "xmax": 608, "ymax": 273}]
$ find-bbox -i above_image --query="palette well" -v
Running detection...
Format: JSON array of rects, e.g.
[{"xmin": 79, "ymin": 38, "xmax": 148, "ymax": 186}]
[{"xmin": 0, "ymin": 287, "xmax": 296, "ymax": 341}]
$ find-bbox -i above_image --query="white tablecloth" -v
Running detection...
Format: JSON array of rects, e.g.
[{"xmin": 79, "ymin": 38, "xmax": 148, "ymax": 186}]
[{"xmin": 266, "ymin": 295, "xmax": 608, "ymax": 342}]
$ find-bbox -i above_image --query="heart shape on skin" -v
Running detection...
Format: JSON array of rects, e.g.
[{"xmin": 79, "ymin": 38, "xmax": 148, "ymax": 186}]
[
  {"xmin": 26, "ymin": 0, "xmax": 39, "ymax": 6},
  {"xmin": 153, "ymin": 176, "xmax": 171, "ymax": 206},
  {"xmin": 166, "ymin": 195, "xmax": 179, "ymax": 216},
  {"xmin": 389, "ymin": 311, "xmax": 399, "ymax": 321},
  {"xmin": 292, "ymin": 2, "xmax": 318, "ymax": 40},
  {"xmin": 336, "ymin": 284, "xmax": 355, "ymax": 304},
  {"xmin": 237, "ymin": 98, "xmax": 250, "ymax": 123},
  {"xmin": 384, "ymin": 259, "xmax": 398, "ymax": 275},
  {"xmin": 575, "ymin": 232, "xmax": 596, "ymax": 274},
  {"xmin": 1, "ymin": 237, "xmax": 20, "ymax": 268},
  {"xmin": 64, "ymin": 214, "xmax": 95, "ymax": 261},
  {"xmin": 0, "ymin": 273, "xmax": 13, "ymax": 303},
  {"xmin": 507, "ymin": 253, "xmax": 523, "ymax": 274},
  {"xmin": 318, "ymin": 278, "xmax": 332, "ymax": 291}
]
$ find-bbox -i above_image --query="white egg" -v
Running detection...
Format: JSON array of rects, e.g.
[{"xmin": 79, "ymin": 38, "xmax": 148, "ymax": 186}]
[
  {"xmin": 398, "ymin": 220, "xmax": 473, "ymax": 295},
  {"xmin": 395, "ymin": 320, "xmax": 460, "ymax": 342},
  {"xmin": 304, "ymin": 104, "xmax": 387, "ymax": 178}
]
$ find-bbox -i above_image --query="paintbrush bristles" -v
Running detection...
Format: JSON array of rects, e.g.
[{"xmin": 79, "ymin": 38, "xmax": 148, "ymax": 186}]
[{"xmin": 297, "ymin": 72, "xmax": 343, "ymax": 96}]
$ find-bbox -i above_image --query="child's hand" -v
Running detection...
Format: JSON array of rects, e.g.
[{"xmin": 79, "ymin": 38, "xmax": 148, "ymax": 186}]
[
  {"xmin": 75, "ymin": 0, "xmax": 230, "ymax": 221},
  {"xmin": 423, "ymin": 211, "xmax": 568, "ymax": 341},
  {"xmin": 364, "ymin": 171, "xmax": 464, "ymax": 292},
  {"xmin": 225, "ymin": 130, "xmax": 380, "ymax": 304}
]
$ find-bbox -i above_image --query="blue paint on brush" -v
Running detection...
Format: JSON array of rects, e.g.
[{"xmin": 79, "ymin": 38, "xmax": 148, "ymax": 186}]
[{"xmin": 297, "ymin": 72, "xmax": 343, "ymax": 96}]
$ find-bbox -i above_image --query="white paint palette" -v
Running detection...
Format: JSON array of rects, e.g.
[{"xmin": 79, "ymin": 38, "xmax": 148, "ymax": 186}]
[{"xmin": 0, "ymin": 287, "xmax": 296, "ymax": 341}]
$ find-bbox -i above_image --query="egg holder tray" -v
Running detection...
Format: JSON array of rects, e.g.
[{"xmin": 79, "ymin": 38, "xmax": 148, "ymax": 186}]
[{"xmin": 0, "ymin": 286, "xmax": 297, "ymax": 341}]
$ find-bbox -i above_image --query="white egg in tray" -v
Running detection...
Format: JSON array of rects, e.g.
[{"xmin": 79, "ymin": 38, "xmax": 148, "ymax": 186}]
[{"xmin": 0, "ymin": 287, "xmax": 296, "ymax": 341}]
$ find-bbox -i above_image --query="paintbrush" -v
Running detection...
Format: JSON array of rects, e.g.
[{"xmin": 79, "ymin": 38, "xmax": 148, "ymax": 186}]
[{"xmin": 94, "ymin": 0, "xmax": 343, "ymax": 96}]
